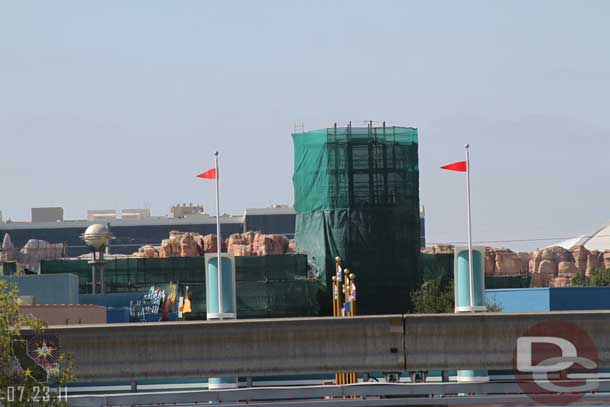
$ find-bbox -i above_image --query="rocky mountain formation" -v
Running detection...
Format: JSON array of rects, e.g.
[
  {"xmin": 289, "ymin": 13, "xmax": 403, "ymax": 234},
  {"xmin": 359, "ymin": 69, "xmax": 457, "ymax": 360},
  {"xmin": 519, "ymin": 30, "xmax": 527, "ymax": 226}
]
[
  {"xmin": 134, "ymin": 230, "xmax": 296, "ymax": 258},
  {"xmin": 423, "ymin": 244, "xmax": 610, "ymax": 287}
]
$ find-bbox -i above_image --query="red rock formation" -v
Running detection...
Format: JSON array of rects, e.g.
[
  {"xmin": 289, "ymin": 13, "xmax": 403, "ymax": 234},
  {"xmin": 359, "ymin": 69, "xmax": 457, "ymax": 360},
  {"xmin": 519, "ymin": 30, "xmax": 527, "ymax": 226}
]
[
  {"xmin": 533, "ymin": 259, "xmax": 557, "ymax": 287},
  {"xmin": 420, "ymin": 243, "xmax": 609, "ymax": 288},
  {"xmin": 159, "ymin": 239, "xmax": 176, "ymax": 258},
  {"xmin": 518, "ymin": 252, "xmax": 530, "ymax": 275},
  {"xmin": 484, "ymin": 247, "xmax": 496, "ymax": 276},
  {"xmin": 252, "ymin": 234, "xmax": 289, "ymax": 256},
  {"xmin": 557, "ymin": 261, "xmax": 578, "ymax": 278},
  {"xmin": 156, "ymin": 232, "xmax": 218, "ymax": 257},
  {"xmin": 243, "ymin": 231, "xmax": 258, "ymax": 246},
  {"xmin": 541, "ymin": 248, "xmax": 554, "ymax": 261},
  {"xmin": 529, "ymin": 246, "xmax": 581, "ymax": 287},
  {"xmin": 548, "ymin": 261, "xmax": 576, "ymax": 287},
  {"xmin": 147, "ymin": 231, "xmax": 291, "ymax": 257},
  {"xmin": 529, "ymin": 249, "xmax": 542, "ymax": 275},
  {"xmin": 483, "ymin": 248, "xmax": 526, "ymax": 277},
  {"xmin": 571, "ymin": 245, "xmax": 589, "ymax": 274},
  {"xmin": 138, "ymin": 245, "xmax": 159, "ymax": 258},
  {"xmin": 202, "ymin": 234, "xmax": 219, "ymax": 253},
  {"xmin": 226, "ymin": 233, "xmax": 248, "ymax": 254},
  {"xmin": 225, "ymin": 232, "xmax": 292, "ymax": 256},
  {"xmin": 604, "ymin": 251, "xmax": 610, "ymax": 269},
  {"xmin": 552, "ymin": 246, "xmax": 574, "ymax": 263},
  {"xmin": 496, "ymin": 249, "xmax": 525, "ymax": 276},
  {"xmin": 230, "ymin": 244, "xmax": 252, "ymax": 256},
  {"xmin": 180, "ymin": 233, "xmax": 199, "ymax": 257},
  {"xmin": 587, "ymin": 250, "xmax": 603, "ymax": 276},
  {"xmin": 550, "ymin": 277, "xmax": 570, "ymax": 287}
]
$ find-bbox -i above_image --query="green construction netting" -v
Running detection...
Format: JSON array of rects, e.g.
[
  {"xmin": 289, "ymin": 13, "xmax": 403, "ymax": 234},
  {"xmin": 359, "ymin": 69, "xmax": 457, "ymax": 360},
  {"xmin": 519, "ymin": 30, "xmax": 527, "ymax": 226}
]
[
  {"xmin": 40, "ymin": 255, "xmax": 321, "ymax": 318},
  {"xmin": 235, "ymin": 254, "xmax": 308, "ymax": 282},
  {"xmin": 419, "ymin": 253, "xmax": 532, "ymax": 289},
  {"xmin": 419, "ymin": 253, "xmax": 453, "ymax": 282},
  {"xmin": 293, "ymin": 126, "xmax": 419, "ymax": 212},
  {"xmin": 293, "ymin": 126, "xmax": 420, "ymax": 315},
  {"xmin": 296, "ymin": 208, "xmax": 420, "ymax": 315},
  {"xmin": 237, "ymin": 281, "xmax": 320, "ymax": 319},
  {"xmin": 485, "ymin": 276, "xmax": 531, "ymax": 289}
]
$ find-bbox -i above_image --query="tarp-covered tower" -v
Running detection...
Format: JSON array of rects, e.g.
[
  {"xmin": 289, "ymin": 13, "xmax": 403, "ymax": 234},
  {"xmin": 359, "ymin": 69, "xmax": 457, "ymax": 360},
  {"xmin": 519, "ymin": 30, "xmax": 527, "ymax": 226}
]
[{"xmin": 292, "ymin": 123, "xmax": 420, "ymax": 314}]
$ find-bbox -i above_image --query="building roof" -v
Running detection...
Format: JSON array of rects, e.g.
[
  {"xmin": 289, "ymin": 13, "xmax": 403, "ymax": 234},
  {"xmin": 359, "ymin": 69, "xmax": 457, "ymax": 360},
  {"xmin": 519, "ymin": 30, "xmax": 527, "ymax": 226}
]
[
  {"xmin": 0, "ymin": 213, "xmax": 243, "ymax": 230},
  {"xmin": 552, "ymin": 222, "xmax": 610, "ymax": 251},
  {"xmin": 244, "ymin": 207, "xmax": 296, "ymax": 216}
]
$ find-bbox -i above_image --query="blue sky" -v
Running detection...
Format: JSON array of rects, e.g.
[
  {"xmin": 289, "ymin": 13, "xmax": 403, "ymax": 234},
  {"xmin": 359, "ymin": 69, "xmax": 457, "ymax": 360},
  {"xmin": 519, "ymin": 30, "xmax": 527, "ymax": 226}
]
[{"xmin": 1, "ymin": 1, "xmax": 609, "ymax": 251}]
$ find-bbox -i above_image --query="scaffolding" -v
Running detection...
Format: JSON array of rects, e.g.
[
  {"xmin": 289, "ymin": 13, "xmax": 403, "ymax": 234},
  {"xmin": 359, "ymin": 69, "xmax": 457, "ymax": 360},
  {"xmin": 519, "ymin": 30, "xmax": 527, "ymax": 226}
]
[{"xmin": 293, "ymin": 124, "xmax": 420, "ymax": 314}]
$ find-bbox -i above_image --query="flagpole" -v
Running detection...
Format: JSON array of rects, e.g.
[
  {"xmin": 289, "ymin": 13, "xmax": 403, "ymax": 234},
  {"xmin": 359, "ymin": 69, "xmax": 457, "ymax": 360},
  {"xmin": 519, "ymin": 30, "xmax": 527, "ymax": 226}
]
[
  {"xmin": 465, "ymin": 144, "xmax": 475, "ymax": 310},
  {"xmin": 214, "ymin": 151, "xmax": 223, "ymax": 319}
]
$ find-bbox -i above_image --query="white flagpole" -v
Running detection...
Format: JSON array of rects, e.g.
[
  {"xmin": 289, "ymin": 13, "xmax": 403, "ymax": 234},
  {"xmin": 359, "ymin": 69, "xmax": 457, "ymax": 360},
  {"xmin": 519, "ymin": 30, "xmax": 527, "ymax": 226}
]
[
  {"xmin": 465, "ymin": 144, "xmax": 475, "ymax": 310},
  {"xmin": 214, "ymin": 151, "xmax": 223, "ymax": 319}
]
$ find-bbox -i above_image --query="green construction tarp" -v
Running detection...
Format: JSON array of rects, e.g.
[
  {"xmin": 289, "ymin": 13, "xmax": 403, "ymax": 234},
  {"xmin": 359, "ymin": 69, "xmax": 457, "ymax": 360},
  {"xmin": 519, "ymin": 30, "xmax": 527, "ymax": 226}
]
[
  {"xmin": 419, "ymin": 253, "xmax": 454, "ymax": 282},
  {"xmin": 236, "ymin": 254, "xmax": 309, "ymax": 282},
  {"xmin": 236, "ymin": 281, "xmax": 321, "ymax": 318},
  {"xmin": 40, "ymin": 255, "xmax": 321, "ymax": 318},
  {"xmin": 292, "ymin": 129, "xmax": 330, "ymax": 213},
  {"xmin": 485, "ymin": 276, "xmax": 531, "ymax": 289},
  {"xmin": 296, "ymin": 208, "xmax": 420, "ymax": 315},
  {"xmin": 292, "ymin": 126, "xmax": 420, "ymax": 315},
  {"xmin": 293, "ymin": 126, "xmax": 419, "ymax": 212}
]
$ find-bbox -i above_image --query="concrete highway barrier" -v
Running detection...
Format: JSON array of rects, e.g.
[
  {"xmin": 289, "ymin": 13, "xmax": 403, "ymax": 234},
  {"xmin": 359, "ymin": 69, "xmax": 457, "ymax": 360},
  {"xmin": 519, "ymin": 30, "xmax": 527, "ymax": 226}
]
[
  {"xmin": 33, "ymin": 311, "xmax": 610, "ymax": 381},
  {"xmin": 41, "ymin": 315, "xmax": 404, "ymax": 381},
  {"xmin": 404, "ymin": 311, "xmax": 610, "ymax": 370}
]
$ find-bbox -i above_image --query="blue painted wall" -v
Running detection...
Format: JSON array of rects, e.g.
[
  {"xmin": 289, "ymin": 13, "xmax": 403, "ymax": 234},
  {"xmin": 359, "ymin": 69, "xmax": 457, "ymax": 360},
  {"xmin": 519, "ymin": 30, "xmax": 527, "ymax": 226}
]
[
  {"xmin": 549, "ymin": 287, "xmax": 610, "ymax": 311},
  {"xmin": 106, "ymin": 307, "xmax": 131, "ymax": 323},
  {"xmin": 0, "ymin": 273, "xmax": 79, "ymax": 304},
  {"xmin": 486, "ymin": 287, "xmax": 610, "ymax": 312},
  {"xmin": 485, "ymin": 288, "xmax": 550, "ymax": 312}
]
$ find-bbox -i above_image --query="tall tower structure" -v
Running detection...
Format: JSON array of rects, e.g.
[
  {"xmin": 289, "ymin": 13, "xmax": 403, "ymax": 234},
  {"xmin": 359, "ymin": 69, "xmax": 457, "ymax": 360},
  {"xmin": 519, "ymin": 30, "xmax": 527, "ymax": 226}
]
[{"xmin": 292, "ymin": 123, "xmax": 420, "ymax": 314}]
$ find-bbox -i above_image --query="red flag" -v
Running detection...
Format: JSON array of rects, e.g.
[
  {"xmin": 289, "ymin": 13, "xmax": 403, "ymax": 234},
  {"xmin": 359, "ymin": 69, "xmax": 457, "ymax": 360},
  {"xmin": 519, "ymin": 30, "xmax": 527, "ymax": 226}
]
[
  {"xmin": 196, "ymin": 168, "xmax": 216, "ymax": 179},
  {"xmin": 441, "ymin": 161, "xmax": 467, "ymax": 172}
]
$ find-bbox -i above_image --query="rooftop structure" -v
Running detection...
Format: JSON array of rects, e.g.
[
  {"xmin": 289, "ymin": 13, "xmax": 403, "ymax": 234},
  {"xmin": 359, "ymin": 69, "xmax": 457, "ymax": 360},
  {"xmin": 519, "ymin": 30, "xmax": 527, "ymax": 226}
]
[
  {"xmin": 0, "ymin": 205, "xmax": 295, "ymax": 256},
  {"xmin": 552, "ymin": 221, "xmax": 610, "ymax": 251},
  {"xmin": 87, "ymin": 209, "xmax": 117, "ymax": 222},
  {"xmin": 121, "ymin": 208, "xmax": 151, "ymax": 220},
  {"xmin": 31, "ymin": 207, "xmax": 64, "ymax": 223},
  {"xmin": 171, "ymin": 203, "xmax": 204, "ymax": 219}
]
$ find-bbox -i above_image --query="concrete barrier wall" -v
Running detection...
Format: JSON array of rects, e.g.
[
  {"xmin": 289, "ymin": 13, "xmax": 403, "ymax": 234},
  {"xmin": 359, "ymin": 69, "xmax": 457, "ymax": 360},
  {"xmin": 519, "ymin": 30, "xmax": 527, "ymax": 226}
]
[
  {"xmin": 42, "ymin": 315, "xmax": 404, "ymax": 381},
  {"xmin": 405, "ymin": 311, "xmax": 610, "ymax": 370},
  {"xmin": 35, "ymin": 311, "xmax": 610, "ymax": 381}
]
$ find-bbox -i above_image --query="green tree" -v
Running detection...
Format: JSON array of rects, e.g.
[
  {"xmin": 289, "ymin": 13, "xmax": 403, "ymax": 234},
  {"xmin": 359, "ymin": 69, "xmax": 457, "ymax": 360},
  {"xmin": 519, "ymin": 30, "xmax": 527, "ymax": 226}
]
[
  {"xmin": 588, "ymin": 267, "xmax": 610, "ymax": 287},
  {"xmin": 485, "ymin": 296, "xmax": 503, "ymax": 312},
  {"xmin": 571, "ymin": 272, "xmax": 587, "ymax": 287},
  {"xmin": 570, "ymin": 268, "xmax": 610, "ymax": 287},
  {"xmin": 0, "ymin": 279, "xmax": 74, "ymax": 407},
  {"xmin": 411, "ymin": 278, "xmax": 454, "ymax": 313},
  {"xmin": 411, "ymin": 278, "xmax": 503, "ymax": 313}
]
